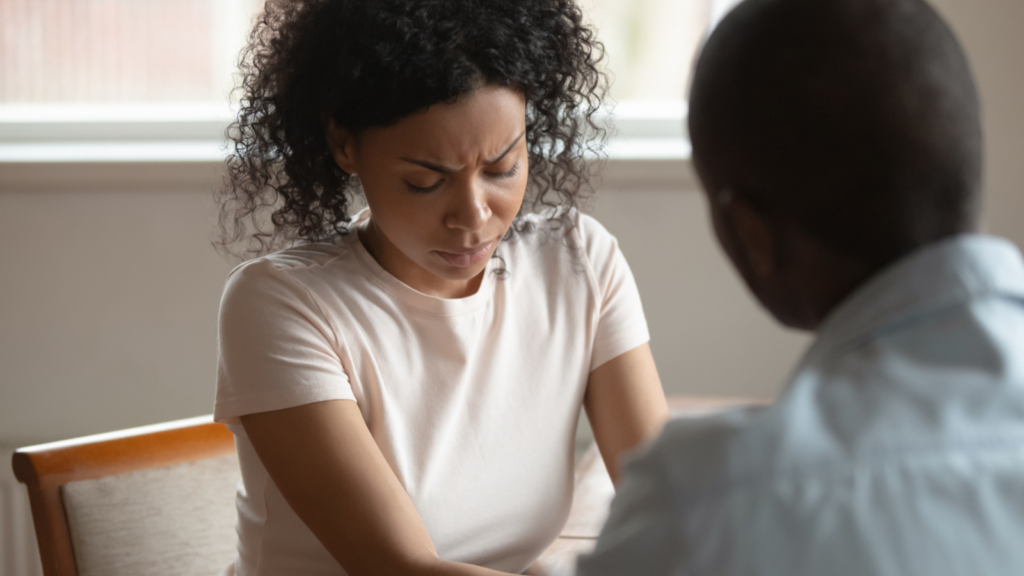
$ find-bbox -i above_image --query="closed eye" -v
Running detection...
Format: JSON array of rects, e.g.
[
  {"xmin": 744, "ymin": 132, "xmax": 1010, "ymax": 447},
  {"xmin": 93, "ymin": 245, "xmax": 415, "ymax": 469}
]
[
  {"xmin": 486, "ymin": 163, "xmax": 520, "ymax": 179},
  {"xmin": 405, "ymin": 180, "xmax": 443, "ymax": 193}
]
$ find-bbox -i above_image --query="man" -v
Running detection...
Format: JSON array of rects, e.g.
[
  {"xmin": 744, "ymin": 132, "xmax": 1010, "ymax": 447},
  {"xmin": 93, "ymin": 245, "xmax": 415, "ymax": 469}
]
[{"xmin": 576, "ymin": 0, "xmax": 1024, "ymax": 574}]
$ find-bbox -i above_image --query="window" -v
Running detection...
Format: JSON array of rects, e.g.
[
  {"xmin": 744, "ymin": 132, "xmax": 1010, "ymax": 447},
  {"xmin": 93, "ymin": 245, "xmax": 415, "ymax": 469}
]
[
  {"xmin": 0, "ymin": 0, "xmax": 742, "ymax": 164},
  {"xmin": 1, "ymin": 0, "xmax": 258, "ymax": 104},
  {"xmin": 582, "ymin": 0, "xmax": 707, "ymax": 101}
]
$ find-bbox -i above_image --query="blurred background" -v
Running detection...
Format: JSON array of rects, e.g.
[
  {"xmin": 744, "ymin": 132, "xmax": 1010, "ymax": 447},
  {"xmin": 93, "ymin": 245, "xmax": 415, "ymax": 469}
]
[
  {"xmin": 0, "ymin": 0, "xmax": 702, "ymax": 103},
  {"xmin": 1, "ymin": 0, "xmax": 1022, "ymax": 574}
]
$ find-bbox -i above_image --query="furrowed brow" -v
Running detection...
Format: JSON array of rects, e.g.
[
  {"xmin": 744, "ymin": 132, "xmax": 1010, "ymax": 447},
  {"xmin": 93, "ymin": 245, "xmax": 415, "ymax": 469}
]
[
  {"xmin": 485, "ymin": 131, "xmax": 526, "ymax": 164},
  {"xmin": 399, "ymin": 130, "xmax": 525, "ymax": 174},
  {"xmin": 399, "ymin": 158, "xmax": 455, "ymax": 175}
]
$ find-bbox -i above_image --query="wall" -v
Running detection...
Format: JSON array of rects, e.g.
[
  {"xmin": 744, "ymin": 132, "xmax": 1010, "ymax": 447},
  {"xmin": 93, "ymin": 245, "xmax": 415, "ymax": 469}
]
[
  {"xmin": 0, "ymin": 176, "xmax": 235, "ymax": 445},
  {"xmin": 591, "ymin": 186, "xmax": 810, "ymax": 400},
  {"xmin": 0, "ymin": 0, "xmax": 1021, "ymax": 446},
  {"xmin": 929, "ymin": 0, "xmax": 1024, "ymax": 250}
]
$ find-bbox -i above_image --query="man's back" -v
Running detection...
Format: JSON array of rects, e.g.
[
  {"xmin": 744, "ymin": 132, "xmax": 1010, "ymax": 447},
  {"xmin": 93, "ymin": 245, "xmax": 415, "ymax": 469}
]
[{"xmin": 577, "ymin": 235, "xmax": 1024, "ymax": 575}]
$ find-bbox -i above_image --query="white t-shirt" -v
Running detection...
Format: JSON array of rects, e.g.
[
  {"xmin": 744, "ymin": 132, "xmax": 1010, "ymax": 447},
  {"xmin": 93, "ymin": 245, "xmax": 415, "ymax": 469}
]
[{"xmin": 214, "ymin": 209, "xmax": 650, "ymax": 575}]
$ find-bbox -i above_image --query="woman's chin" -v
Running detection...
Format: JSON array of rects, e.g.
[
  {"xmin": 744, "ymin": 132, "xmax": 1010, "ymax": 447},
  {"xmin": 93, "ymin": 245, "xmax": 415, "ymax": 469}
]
[
  {"xmin": 432, "ymin": 240, "xmax": 496, "ymax": 269},
  {"xmin": 433, "ymin": 261, "xmax": 490, "ymax": 282}
]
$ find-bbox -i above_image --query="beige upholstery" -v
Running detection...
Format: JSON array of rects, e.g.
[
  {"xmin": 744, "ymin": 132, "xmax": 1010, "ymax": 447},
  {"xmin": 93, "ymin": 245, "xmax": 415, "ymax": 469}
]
[{"xmin": 61, "ymin": 453, "xmax": 240, "ymax": 576}]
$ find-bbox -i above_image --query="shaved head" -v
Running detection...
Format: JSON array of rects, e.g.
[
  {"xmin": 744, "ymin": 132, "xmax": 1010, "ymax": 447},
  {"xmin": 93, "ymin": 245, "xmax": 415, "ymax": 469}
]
[{"xmin": 689, "ymin": 0, "xmax": 982, "ymax": 268}]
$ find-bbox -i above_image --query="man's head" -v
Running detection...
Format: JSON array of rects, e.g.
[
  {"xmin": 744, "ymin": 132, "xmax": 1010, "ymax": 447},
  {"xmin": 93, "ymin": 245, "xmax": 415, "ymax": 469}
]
[{"xmin": 689, "ymin": 0, "xmax": 982, "ymax": 329}]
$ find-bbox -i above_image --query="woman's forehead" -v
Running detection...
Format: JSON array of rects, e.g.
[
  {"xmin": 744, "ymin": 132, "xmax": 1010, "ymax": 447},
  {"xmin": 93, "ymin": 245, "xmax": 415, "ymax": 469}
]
[{"xmin": 359, "ymin": 86, "xmax": 527, "ymax": 165}]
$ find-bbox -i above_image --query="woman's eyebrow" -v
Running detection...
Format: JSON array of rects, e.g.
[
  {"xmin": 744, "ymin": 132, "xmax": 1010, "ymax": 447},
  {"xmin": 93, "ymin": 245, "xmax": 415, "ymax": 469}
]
[
  {"xmin": 399, "ymin": 131, "xmax": 526, "ymax": 174},
  {"xmin": 400, "ymin": 158, "xmax": 455, "ymax": 175},
  {"xmin": 485, "ymin": 130, "xmax": 526, "ymax": 164}
]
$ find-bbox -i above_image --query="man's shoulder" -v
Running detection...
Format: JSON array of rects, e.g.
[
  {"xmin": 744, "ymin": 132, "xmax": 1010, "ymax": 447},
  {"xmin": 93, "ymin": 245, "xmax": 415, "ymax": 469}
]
[{"xmin": 645, "ymin": 378, "xmax": 1024, "ymax": 503}]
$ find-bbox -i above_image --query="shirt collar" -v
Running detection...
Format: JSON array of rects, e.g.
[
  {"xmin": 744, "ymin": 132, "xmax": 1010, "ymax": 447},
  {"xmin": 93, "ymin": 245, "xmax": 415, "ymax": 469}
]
[{"xmin": 800, "ymin": 234, "xmax": 1024, "ymax": 368}]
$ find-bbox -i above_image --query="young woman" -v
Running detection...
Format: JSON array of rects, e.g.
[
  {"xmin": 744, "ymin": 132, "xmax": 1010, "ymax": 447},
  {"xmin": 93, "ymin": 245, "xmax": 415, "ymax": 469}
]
[{"xmin": 213, "ymin": 1, "xmax": 670, "ymax": 574}]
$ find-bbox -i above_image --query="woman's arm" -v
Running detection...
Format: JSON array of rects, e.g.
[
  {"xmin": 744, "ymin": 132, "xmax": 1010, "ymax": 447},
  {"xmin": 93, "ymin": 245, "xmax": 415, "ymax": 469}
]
[
  {"xmin": 241, "ymin": 399, "xmax": 514, "ymax": 576},
  {"xmin": 584, "ymin": 343, "xmax": 670, "ymax": 485}
]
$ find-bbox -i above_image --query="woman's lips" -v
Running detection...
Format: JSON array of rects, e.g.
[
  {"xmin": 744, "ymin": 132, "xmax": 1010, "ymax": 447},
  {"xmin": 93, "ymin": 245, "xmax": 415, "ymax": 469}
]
[{"xmin": 434, "ymin": 240, "xmax": 495, "ymax": 268}]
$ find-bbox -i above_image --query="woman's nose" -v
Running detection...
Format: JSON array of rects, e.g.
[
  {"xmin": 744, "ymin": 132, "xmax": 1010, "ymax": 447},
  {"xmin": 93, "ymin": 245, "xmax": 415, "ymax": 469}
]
[{"xmin": 444, "ymin": 179, "xmax": 491, "ymax": 232}]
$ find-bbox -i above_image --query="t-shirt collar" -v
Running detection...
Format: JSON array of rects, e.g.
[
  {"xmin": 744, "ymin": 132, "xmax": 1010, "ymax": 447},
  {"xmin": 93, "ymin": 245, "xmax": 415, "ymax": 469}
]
[{"xmin": 341, "ymin": 208, "xmax": 499, "ymax": 316}]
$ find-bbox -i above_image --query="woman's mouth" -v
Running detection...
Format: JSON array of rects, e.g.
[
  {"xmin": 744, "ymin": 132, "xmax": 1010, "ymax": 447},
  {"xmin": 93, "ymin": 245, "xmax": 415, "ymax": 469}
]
[{"xmin": 434, "ymin": 240, "xmax": 495, "ymax": 268}]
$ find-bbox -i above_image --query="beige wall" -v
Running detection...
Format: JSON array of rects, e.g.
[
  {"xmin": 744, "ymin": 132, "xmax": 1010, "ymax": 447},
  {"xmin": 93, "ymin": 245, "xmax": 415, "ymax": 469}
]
[
  {"xmin": 2, "ymin": 0, "xmax": 1022, "ymax": 446},
  {"xmin": 930, "ymin": 0, "xmax": 1024, "ymax": 250},
  {"xmin": 590, "ymin": 187, "xmax": 810, "ymax": 400},
  {"xmin": 0, "ymin": 182, "xmax": 235, "ymax": 444}
]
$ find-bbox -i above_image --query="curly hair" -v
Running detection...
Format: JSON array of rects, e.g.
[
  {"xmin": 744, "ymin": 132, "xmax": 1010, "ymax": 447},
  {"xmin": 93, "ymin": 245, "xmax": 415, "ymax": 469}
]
[{"xmin": 216, "ymin": 0, "xmax": 609, "ymax": 259}]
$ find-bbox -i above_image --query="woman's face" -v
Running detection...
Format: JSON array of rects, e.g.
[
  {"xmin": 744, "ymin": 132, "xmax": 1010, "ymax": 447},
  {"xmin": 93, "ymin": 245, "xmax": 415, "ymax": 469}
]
[{"xmin": 329, "ymin": 85, "xmax": 529, "ymax": 299}]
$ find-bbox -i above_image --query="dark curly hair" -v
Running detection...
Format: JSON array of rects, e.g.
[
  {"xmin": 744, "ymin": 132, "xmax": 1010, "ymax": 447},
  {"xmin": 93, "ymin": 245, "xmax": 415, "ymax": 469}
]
[{"xmin": 216, "ymin": 0, "xmax": 609, "ymax": 258}]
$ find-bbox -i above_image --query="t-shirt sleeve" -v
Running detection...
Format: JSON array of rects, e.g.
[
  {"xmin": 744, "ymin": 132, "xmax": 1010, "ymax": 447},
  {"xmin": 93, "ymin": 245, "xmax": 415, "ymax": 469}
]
[
  {"xmin": 214, "ymin": 258, "xmax": 356, "ymax": 425},
  {"xmin": 579, "ymin": 213, "xmax": 651, "ymax": 371}
]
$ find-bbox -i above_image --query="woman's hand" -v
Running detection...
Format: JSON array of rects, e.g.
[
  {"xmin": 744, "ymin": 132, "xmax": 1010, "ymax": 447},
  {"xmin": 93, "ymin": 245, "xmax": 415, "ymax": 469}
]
[
  {"xmin": 241, "ymin": 400, "xmax": 513, "ymax": 576},
  {"xmin": 584, "ymin": 343, "xmax": 671, "ymax": 485}
]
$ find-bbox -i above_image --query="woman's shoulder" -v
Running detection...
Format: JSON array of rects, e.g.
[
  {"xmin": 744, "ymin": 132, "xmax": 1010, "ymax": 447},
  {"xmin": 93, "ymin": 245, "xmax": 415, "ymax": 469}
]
[
  {"xmin": 222, "ymin": 238, "xmax": 358, "ymax": 303},
  {"xmin": 508, "ymin": 208, "xmax": 623, "ymax": 269},
  {"xmin": 240, "ymin": 239, "xmax": 349, "ymax": 272}
]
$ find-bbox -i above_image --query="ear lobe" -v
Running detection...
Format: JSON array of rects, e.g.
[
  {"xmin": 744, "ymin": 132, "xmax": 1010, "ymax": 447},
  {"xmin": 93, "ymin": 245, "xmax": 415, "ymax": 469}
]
[
  {"xmin": 729, "ymin": 197, "xmax": 777, "ymax": 279},
  {"xmin": 326, "ymin": 122, "xmax": 359, "ymax": 175}
]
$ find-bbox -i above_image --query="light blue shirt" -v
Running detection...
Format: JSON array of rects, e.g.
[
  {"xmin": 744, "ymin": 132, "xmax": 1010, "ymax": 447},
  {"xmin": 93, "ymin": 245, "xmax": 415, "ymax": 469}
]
[{"xmin": 577, "ymin": 235, "xmax": 1024, "ymax": 576}]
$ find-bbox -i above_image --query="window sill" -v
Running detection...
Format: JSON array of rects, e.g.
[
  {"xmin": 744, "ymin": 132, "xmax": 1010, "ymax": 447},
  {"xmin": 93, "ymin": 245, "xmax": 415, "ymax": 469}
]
[
  {"xmin": 0, "ymin": 141, "xmax": 227, "ymax": 163},
  {"xmin": 0, "ymin": 101, "xmax": 698, "ymax": 191}
]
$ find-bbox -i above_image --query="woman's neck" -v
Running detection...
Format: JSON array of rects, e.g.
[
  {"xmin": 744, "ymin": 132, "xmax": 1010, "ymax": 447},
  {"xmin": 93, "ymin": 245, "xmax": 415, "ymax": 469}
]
[{"xmin": 356, "ymin": 217, "xmax": 485, "ymax": 299}]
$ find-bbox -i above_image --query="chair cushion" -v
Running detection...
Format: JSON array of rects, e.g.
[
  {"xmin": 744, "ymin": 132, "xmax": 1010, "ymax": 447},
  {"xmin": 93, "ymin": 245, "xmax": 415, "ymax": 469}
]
[{"xmin": 62, "ymin": 453, "xmax": 240, "ymax": 576}]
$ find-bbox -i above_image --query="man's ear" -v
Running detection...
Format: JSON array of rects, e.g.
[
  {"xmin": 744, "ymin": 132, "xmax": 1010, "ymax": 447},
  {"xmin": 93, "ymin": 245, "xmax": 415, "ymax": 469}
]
[
  {"xmin": 326, "ymin": 122, "xmax": 359, "ymax": 174},
  {"xmin": 728, "ymin": 196, "xmax": 777, "ymax": 280}
]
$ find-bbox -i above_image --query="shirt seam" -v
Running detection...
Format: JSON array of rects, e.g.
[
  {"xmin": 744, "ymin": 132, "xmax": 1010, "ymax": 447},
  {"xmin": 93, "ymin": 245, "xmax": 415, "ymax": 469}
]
[
  {"xmin": 572, "ymin": 214, "xmax": 606, "ymax": 368},
  {"xmin": 267, "ymin": 265, "xmax": 351, "ymax": 361},
  {"xmin": 250, "ymin": 243, "xmax": 348, "ymax": 274},
  {"xmin": 590, "ymin": 323, "xmax": 651, "ymax": 370},
  {"xmin": 363, "ymin": 261, "xmax": 497, "ymax": 318},
  {"xmin": 215, "ymin": 382, "xmax": 355, "ymax": 416},
  {"xmin": 362, "ymin": 270, "xmax": 497, "ymax": 318},
  {"xmin": 574, "ymin": 214, "xmax": 604, "ymax": 309}
]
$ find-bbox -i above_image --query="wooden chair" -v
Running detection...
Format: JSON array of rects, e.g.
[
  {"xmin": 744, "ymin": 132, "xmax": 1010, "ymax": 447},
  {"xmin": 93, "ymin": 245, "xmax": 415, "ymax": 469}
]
[{"xmin": 11, "ymin": 416, "xmax": 238, "ymax": 576}]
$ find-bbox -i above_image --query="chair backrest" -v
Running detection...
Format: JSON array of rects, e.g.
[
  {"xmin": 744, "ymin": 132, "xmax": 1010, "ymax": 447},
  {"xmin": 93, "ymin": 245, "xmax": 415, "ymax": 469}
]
[{"xmin": 11, "ymin": 416, "xmax": 239, "ymax": 576}]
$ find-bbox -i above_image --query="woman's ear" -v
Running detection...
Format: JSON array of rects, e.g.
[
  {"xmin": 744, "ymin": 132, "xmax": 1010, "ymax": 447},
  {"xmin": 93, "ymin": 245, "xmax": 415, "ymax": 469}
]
[{"xmin": 326, "ymin": 122, "xmax": 359, "ymax": 174}]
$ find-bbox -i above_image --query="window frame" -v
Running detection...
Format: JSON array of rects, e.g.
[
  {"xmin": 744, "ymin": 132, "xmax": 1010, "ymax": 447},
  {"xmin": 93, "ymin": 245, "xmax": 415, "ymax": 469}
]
[{"xmin": 0, "ymin": 100, "xmax": 695, "ymax": 190}]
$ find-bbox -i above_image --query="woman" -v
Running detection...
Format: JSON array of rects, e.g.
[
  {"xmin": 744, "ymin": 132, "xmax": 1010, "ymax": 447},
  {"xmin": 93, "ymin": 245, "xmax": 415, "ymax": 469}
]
[{"xmin": 214, "ymin": 0, "xmax": 669, "ymax": 574}]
